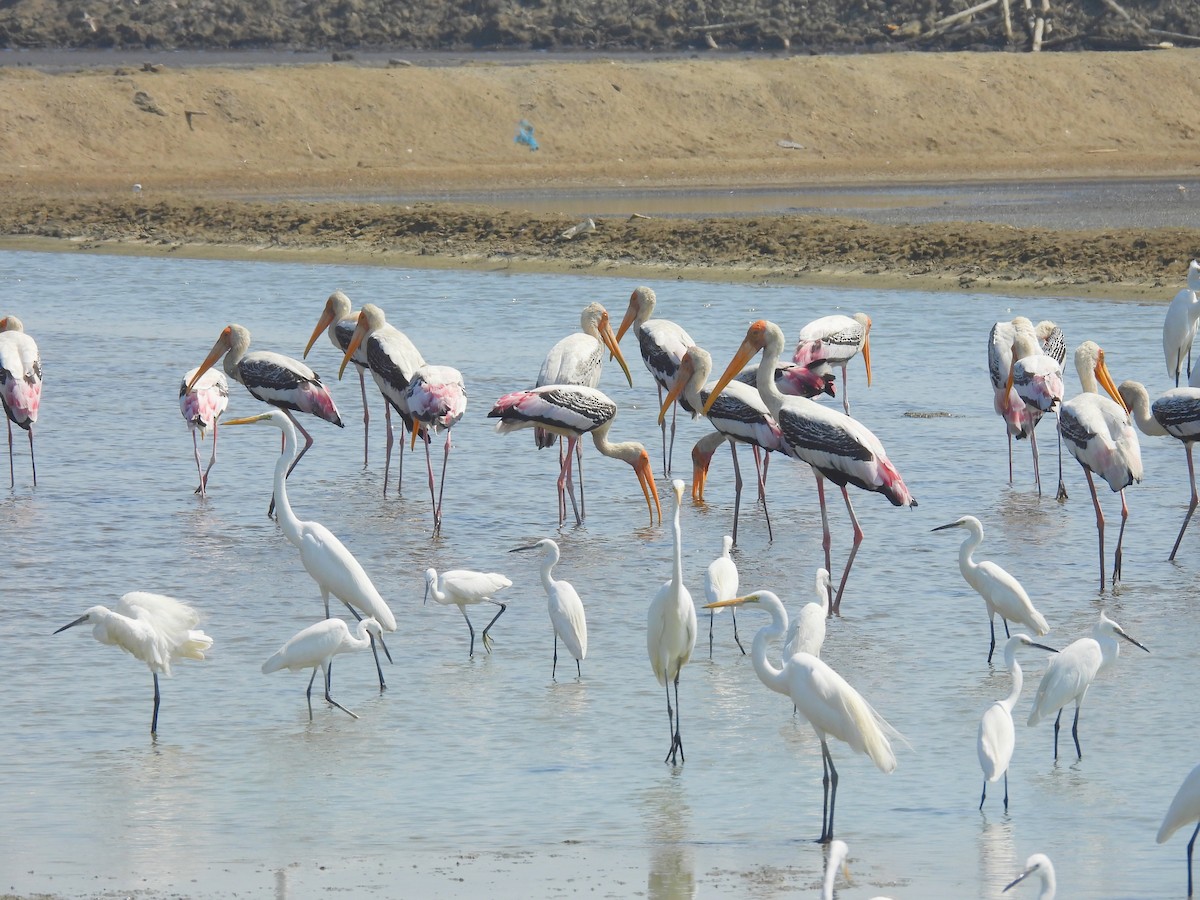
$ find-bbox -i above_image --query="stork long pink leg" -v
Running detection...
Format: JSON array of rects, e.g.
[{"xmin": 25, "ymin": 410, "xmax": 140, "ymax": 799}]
[
  {"xmin": 1084, "ymin": 468, "xmax": 1107, "ymax": 590},
  {"xmin": 1170, "ymin": 443, "xmax": 1198, "ymax": 560},
  {"xmin": 831, "ymin": 485, "xmax": 864, "ymax": 615}
]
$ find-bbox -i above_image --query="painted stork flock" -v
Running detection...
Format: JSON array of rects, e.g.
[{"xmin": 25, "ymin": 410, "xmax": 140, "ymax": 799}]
[{"xmin": 22, "ymin": 265, "xmax": 1200, "ymax": 896}]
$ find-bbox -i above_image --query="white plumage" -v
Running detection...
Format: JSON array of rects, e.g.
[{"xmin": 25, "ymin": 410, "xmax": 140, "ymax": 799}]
[
  {"xmin": 262, "ymin": 616, "xmax": 384, "ymax": 720},
  {"xmin": 424, "ymin": 567, "xmax": 513, "ymax": 657},
  {"xmin": 512, "ymin": 538, "xmax": 587, "ymax": 678}
]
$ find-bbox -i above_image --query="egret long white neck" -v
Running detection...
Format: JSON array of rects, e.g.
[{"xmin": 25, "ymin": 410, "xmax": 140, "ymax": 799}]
[
  {"xmin": 539, "ymin": 545, "xmax": 561, "ymax": 594},
  {"xmin": 270, "ymin": 422, "xmax": 303, "ymax": 545},
  {"xmin": 748, "ymin": 595, "xmax": 790, "ymax": 696}
]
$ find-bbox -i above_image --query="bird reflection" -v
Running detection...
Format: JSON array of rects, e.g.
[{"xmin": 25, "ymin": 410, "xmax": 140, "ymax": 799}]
[
  {"xmin": 642, "ymin": 779, "xmax": 697, "ymax": 900},
  {"xmin": 978, "ymin": 815, "xmax": 1017, "ymax": 891}
]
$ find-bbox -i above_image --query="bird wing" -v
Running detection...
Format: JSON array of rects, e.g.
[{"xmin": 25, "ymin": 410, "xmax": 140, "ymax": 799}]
[
  {"xmin": 792, "ymin": 655, "xmax": 899, "ymax": 773},
  {"xmin": 1028, "ymin": 640, "xmax": 1098, "ymax": 725},
  {"xmin": 978, "ymin": 701, "xmax": 1015, "ymax": 781},
  {"xmin": 1158, "ymin": 763, "xmax": 1200, "ymax": 844},
  {"xmin": 549, "ymin": 581, "xmax": 588, "ymax": 661},
  {"xmin": 538, "ymin": 333, "xmax": 603, "ymax": 388},
  {"xmin": 297, "ymin": 524, "xmax": 396, "ymax": 630},
  {"xmin": 1152, "ymin": 389, "xmax": 1200, "ymax": 441}
]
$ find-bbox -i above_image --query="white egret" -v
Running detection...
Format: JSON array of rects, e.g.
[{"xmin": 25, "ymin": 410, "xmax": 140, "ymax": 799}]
[
  {"xmin": 1004, "ymin": 853, "xmax": 1056, "ymax": 899},
  {"xmin": 1027, "ymin": 612, "xmax": 1148, "ymax": 760},
  {"xmin": 262, "ymin": 616, "xmax": 384, "ymax": 720},
  {"xmin": 179, "ymin": 366, "xmax": 229, "ymax": 496},
  {"xmin": 510, "ymin": 538, "xmax": 587, "ymax": 678},
  {"xmin": 932, "ymin": 515, "xmax": 1050, "ymax": 664},
  {"xmin": 1118, "ymin": 379, "xmax": 1200, "ymax": 559},
  {"xmin": 821, "ymin": 840, "xmax": 895, "ymax": 900},
  {"xmin": 793, "ymin": 312, "xmax": 872, "ymax": 415},
  {"xmin": 0, "ymin": 315, "xmax": 41, "ymax": 487},
  {"xmin": 54, "ymin": 591, "xmax": 213, "ymax": 735},
  {"xmin": 702, "ymin": 534, "xmax": 742, "ymax": 657},
  {"xmin": 224, "ymin": 410, "xmax": 397, "ymax": 690},
  {"xmin": 1164, "ymin": 259, "xmax": 1200, "ymax": 386},
  {"xmin": 706, "ymin": 589, "xmax": 900, "ymax": 843},
  {"xmin": 1059, "ymin": 341, "xmax": 1142, "ymax": 590},
  {"xmin": 1158, "ymin": 761, "xmax": 1200, "ymax": 898},
  {"xmin": 978, "ymin": 634, "xmax": 1057, "ymax": 811},
  {"xmin": 784, "ymin": 568, "xmax": 832, "ymax": 660},
  {"xmin": 424, "ymin": 567, "xmax": 513, "ymax": 657},
  {"xmin": 647, "ymin": 479, "xmax": 697, "ymax": 765}
]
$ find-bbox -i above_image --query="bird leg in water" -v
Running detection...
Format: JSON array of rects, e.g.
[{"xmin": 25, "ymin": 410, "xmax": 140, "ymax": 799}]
[
  {"xmin": 1113, "ymin": 487, "xmax": 1130, "ymax": 585},
  {"xmin": 1084, "ymin": 469, "xmax": 1107, "ymax": 591},
  {"xmin": 1071, "ymin": 703, "xmax": 1083, "ymax": 759},
  {"xmin": 708, "ymin": 610, "xmax": 715, "ymax": 658},
  {"xmin": 730, "ymin": 440, "xmax": 744, "ymax": 547},
  {"xmin": 1170, "ymin": 443, "xmax": 1198, "ymax": 560},
  {"xmin": 426, "ymin": 430, "xmax": 454, "ymax": 533},
  {"xmin": 341, "ymin": 600, "xmax": 391, "ymax": 691},
  {"xmin": 383, "ymin": 405, "xmax": 394, "ymax": 497},
  {"xmin": 731, "ymin": 606, "xmax": 745, "ymax": 655},
  {"xmin": 460, "ymin": 606, "xmax": 478, "ymax": 657},
  {"xmin": 557, "ymin": 436, "xmax": 582, "ymax": 526},
  {"xmin": 664, "ymin": 674, "xmax": 685, "ymax": 765},
  {"xmin": 1029, "ymin": 423, "xmax": 1043, "ymax": 497},
  {"xmin": 553, "ymin": 632, "xmax": 558, "ymax": 678},
  {"xmin": 357, "ymin": 367, "xmax": 370, "ymax": 470},
  {"xmin": 749, "ymin": 446, "xmax": 774, "ymax": 542},
  {"xmin": 480, "ymin": 601, "xmax": 507, "ymax": 653},
  {"xmin": 818, "ymin": 737, "xmax": 839, "ymax": 843},
  {"xmin": 151, "ymin": 672, "xmax": 161, "ymax": 736},
  {"xmin": 576, "ymin": 438, "xmax": 586, "ymax": 521},
  {"xmin": 831, "ymin": 486, "xmax": 865, "ymax": 616},
  {"xmin": 1055, "ymin": 410, "xmax": 1068, "ymax": 502},
  {"xmin": 986, "ymin": 616, "xmax": 1012, "ymax": 665},
  {"xmin": 201, "ymin": 423, "xmax": 219, "ymax": 494},
  {"xmin": 306, "ymin": 666, "xmax": 359, "ymax": 720},
  {"xmin": 192, "ymin": 431, "xmax": 206, "ymax": 494}
]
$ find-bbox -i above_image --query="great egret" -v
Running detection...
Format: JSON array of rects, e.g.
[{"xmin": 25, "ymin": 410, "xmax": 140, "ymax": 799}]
[
  {"xmin": 1117, "ymin": 380, "xmax": 1200, "ymax": 560},
  {"xmin": 337, "ymin": 302, "xmax": 427, "ymax": 495},
  {"xmin": 793, "ymin": 312, "xmax": 871, "ymax": 415},
  {"xmin": 702, "ymin": 534, "xmax": 742, "ymax": 657},
  {"xmin": 405, "ymin": 364, "xmax": 467, "ymax": 532},
  {"xmin": 705, "ymin": 589, "xmax": 900, "ymax": 843},
  {"xmin": 179, "ymin": 366, "xmax": 229, "ymax": 496},
  {"xmin": 932, "ymin": 515, "xmax": 1050, "ymax": 663},
  {"xmin": 1158, "ymin": 761, "xmax": 1200, "ymax": 898},
  {"xmin": 424, "ymin": 567, "xmax": 513, "ymax": 657},
  {"xmin": 1164, "ymin": 259, "xmax": 1200, "ymax": 386},
  {"xmin": 978, "ymin": 634, "xmax": 1057, "ymax": 811},
  {"xmin": 510, "ymin": 538, "xmax": 587, "ymax": 678},
  {"xmin": 613, "ymin": 285, "xmax": 696, "ymax": 476},
  {"xmin": 54, "ymin": 591, "xmax": 213, "ymax": 735},
  {"xmin": 262, "ymin": 616, "xmax": 384, "ymax": 720},
  {"xmin": 1027, "ymin": 612, "xmax": 1148, "ymax": 760},
  {"xmin": 1004, "ymin": 853, "xmax": 1056, "ymax": 899},
  {"xmin": 702, "ymin": 319, "xmax": 916, "ymax": 614},
  {"xmin": 223, "ymin": 410, "xmax": 397, "ymax": 690},
  {"xmin": 187, "ymin": 323, "xmax": 343, "ymax": 515},
  {"xmin": 304, "ymin": 289, "xmax": 375, "ymax": 468},
  {"xmin": 0, "ymin": 315, "xmax": 41, "ymax": 487},
  {"xmin": 647, "ymin": 479, "xmax": 697, "ymax": 765},
  {"xmin": 1059, "ymin": 341, "xmax": 1142, "ymax": 590}
]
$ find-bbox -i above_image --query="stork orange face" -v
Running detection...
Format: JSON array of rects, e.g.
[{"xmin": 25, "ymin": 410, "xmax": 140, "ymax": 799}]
[
  {"xmin": 1093, "ymin": 349, "xmax": 1128, "ymax": 412},
  {"xmin": 633, "ymin": 448, "xmax": 662, "ymax": 524},
  {"xmin": 186, "ymin": 326, "xmax": 233, "ymax": 392},
  {"xmin": 701, "ymin": 321, "xmax": 770, "ymax": 417},
  {"xmin": 597, "ymin": 309, "xmax": 634, "ymax": 388}
]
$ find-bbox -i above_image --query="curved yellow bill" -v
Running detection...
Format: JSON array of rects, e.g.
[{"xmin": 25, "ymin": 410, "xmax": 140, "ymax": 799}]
[
  {"xmin": 1094, "ymin": 351, "xmax": 1127, "ymax": 412},
  {"xmin": 704, "ymin": 593, "xmax": 757, "ymax": 610},
  {"xmin": 861, "ymin": 329, "xmax": 872, "ymax": 387},
  {"xmin": 701, "ymin": 332, "xmax": 763, "ymax": 417},
  {"xmin": 410, "ymin": 421, "xmax": 426, "ymax": 451},
  {"xmin": 304, "ymin": 302, "xmax": 337, "ymax": 359},
  {"xmin": 634, "ymin": 450, "xmax": 663, "ymax": 524},
  {"xmin": 338, "ymin": 314, "xmax": 369, "ymax": 380},
  {"xmin": 223, "ymin": 413, "xmax": 271, "ymax": 427},
  {"xmin": 614, "ymin": 290, "xmax": 639, "ymax": 344},
  {"xmin": 658, "ymin": 354, "xmax": 695, "ymax": 427},
  {"xmin": 599, "ymin": 312, "xmax": 634, "ymax": 387},
  {"xmin": 691, "ymin": 447, "xmax": 710, "ymax": 501},
  {"xmin": 186, "ymin": 327, "xmax": 232, "ymax": 392}
]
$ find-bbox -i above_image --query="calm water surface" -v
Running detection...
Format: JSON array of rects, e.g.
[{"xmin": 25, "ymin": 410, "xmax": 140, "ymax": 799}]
[{"xmin": 0, "ymin": 251, "xmax": 1196, "ymax": 899}]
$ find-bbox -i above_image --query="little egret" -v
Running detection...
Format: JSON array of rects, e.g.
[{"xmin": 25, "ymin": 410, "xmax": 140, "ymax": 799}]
[
  {"xmin": 510, "ymin": 538, "xmax": 587, "ymax": 678},
  {"xmin": 224, "ymin": 410, "xmax": 397, "ymax": 690},
  {"xmin": 424, "ymin": 567, "xmax": 513, "ymax": 657},
  {"xmin": 179, "ymin": 366, "xmax": 229, "ymax": 496},
  {"xmin": 784, "ymin": 568, "xmax": 832, "ymax": 660},
  {"xmin": 932, "ymin": 515, "xmax": 1050, "ymax": 663},
  {"xmin": 821, "ymin": 840, "xmax": 895, "ymax": 900},
  {"xmin": 647, "ymin": 479, "xmax": 697, "ymax": 765},
  {"xmin": 262, "ymin": 616, "xmax": 384, "ymax": 720},
  {"xmin": 54, "ymin": 591, "xmax": 213, "ymax": 735},
  {"xmin": 1159, "ymin": 761, "xmax": 1200, "ymax": 897},
  {"xmin": 1004, "ymin": 853, "xmax": 1056, "ymax": 899},
  {"xmin": 1164, "ymin": 259, "xmax": 1200, "ymax": 386},
  {"xmin": 978, "ymin": 634, "xmax": 1057, "ymax": 811},
  {"xmin": 1027, "ymin": 612, "xmax": 1148, "ymax": 760},
  {"xmin": 702, "ymin": 534, "xmax": 742, "ymax": 657},
  {"xmin": 705, "ymin": 589, "xmax": 900, "ymax": 843}
]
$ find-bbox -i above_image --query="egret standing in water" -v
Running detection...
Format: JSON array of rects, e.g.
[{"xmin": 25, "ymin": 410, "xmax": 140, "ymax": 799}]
[
  {"xmin": 54, "ymin": 591, "xmax": 213, "ymax": 735},
  {"xmin": 702, "ymin": 534, "xmax": 742, "ymax": 657},
  {"xmin": 932, "ymin": 515, "xmax": 1050, "ymax": 664},
  {"xmin": 262, "ymin": 616, "xmax": 384, "ymax": 720},
  {"xmin": 978, "ymin": 634, "xmax": 1057, "ymax": 811},
  {"xmin": 705, "ymin": 589, "xmax": 900, "ymax": 843},
  {"xmin": 1027, "ymin": 612, "xmax": 1148, "ymax": 760},
  {"xmin": 510, "ymin": 538, "xmax": 587, "ymax": 678},
  {"xmin": 223, "ymin": 410, "xmax": 397, "ymax": 691},
  {"xmin": 1158, "ymin": 761, "xmax": 1200, "ymax": 898},
  {"xmin": 1164, "ymin": 259, "xmax": 1200, "ymax": 386},
  {"xmin": 424, "ymin": 567, "xmax": 513, "ymax": 657},
  {"xmin": 647, "ymin": 479, "xmax": 697, "ymax": 765}
]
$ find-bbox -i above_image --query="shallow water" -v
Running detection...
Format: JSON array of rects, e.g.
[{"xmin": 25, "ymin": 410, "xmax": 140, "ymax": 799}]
[{"xmin": 0, "ymin": 251, "xmax": 1196, "ymax": 899}]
